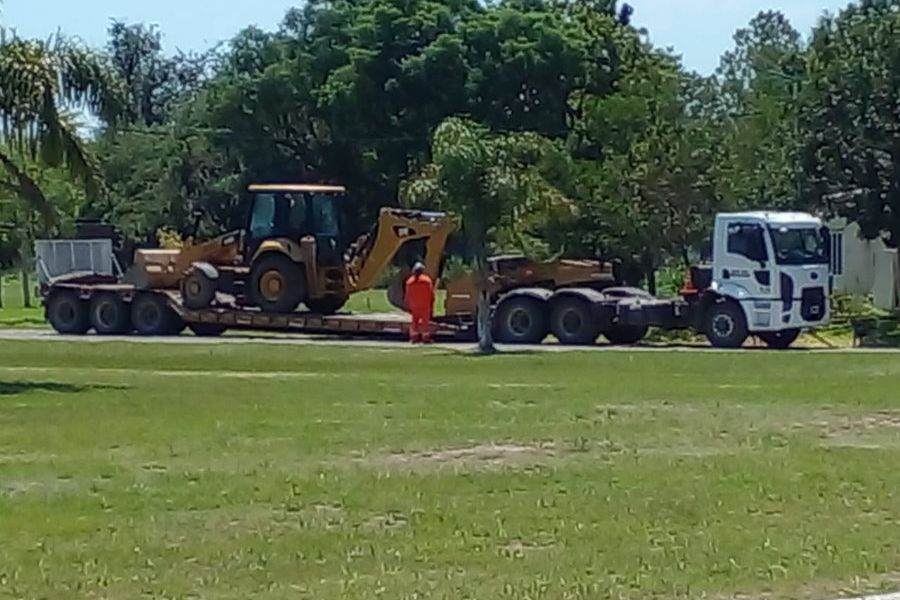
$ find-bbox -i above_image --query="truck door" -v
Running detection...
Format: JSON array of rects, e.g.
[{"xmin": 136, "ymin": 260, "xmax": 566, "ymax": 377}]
[{"xmin": 719, "ymin": 221, "xmax": 773, "ymax": 298}]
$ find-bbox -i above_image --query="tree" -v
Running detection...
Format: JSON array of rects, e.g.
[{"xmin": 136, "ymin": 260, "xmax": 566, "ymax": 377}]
[
  {"xmin": 402, "ymin": 117, "xmax": 573, "ymax": 353},
  {"xmin": 800, "ymin": 0, "xmax": 900, "ymax": 246}
]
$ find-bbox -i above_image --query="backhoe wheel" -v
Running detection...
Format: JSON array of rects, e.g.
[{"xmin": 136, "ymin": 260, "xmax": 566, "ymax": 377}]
[
  {"xmin": 705, "ymin": 300, "xmax": 748, "ymax": 349},
  {"xmin": 602, "ymin": 323, "xmax": 648, "ymax": 345},
  {"xmin": 132, "ymin": 293, "xmax": 183, "ymax": 336},
  {"xmin": 46, "ymin": 291, "xmax": 90, "ymax": 335},
  {"xmin": 249, "ymin": 254, "xmax": 305, "ymax": 313},
  {"xmin": 494, "ymin": 297, "xmax": 549, "ymax": 344},
  {"xmin": 181, "ymin": 268, "xmax": 217, "ymax": 309},
  {"xmin": 305, "ymin": 295, "xmax": 348, "ymax": 315},
  {"xmin": 758, "ymin": 329, "xmax": 800, "ymax": 350},
  {"xmin": 90, "ymin": 294, "xmax": 132, "ymax": 335},
  {"xmin": 551, "ymin": 298, "xmax": 599, "ymax": 345},
  {"xmin": 188, "ymin": 323, "xmax": 227, "ymax": 337}
]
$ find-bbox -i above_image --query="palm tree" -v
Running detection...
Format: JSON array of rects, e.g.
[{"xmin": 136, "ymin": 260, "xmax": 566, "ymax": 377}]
[
  {"xmin": 0, "ymin": 29, "xmax": 123, "ymax": 230},
  {"xmin": 402, "ymin": 118, "xmax": 574, "ymax": 353}
]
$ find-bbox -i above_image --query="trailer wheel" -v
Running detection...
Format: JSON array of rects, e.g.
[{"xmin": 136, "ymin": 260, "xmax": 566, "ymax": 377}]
[
  {"xmin": 249, "ymin": 254, "xmax": 305, "ymax": 313},
  {"xmin": 181, "ymin": 268, "xmax": 217, "ymax": 309},
  {"xmin": 704, "ymin": 300, "xmax": 748, "ymax": 349},
  {"xmin": 46, "ymin": 291, "xmax": 90, "ymax": 334},
  {"xmin": 602, "ymin": 324, "xmax": 648, "ymax": 345},
  {"xmin": 188, "ymin": 323, "xmax": 227, "ymax": 337},
  {"xmin": 132, "ymin": 293, "xmax": 182, "ymax": 336},
  {"xmin": 494, "ymin": 297, "xmax": 548, "ymax": 344},
  {"xmin": 90, "ymin": 294, "xmax": 132, "ymax": 335},
  {"xmin": 305, "ymin": 295, "xmax": 348, "ymax": 315},
  {"xmin": 758, "ymin": 329, "xmax": 800, "ymax": 350},
  {"xmin": 550, "ymin": 298, "xmax": 599, "ymax": 345}
]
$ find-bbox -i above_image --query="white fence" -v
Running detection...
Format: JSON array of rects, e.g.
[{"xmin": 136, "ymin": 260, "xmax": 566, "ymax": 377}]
[{"xmin": 34, "ymin": 239, "xmax": 122, "ymax": 285}]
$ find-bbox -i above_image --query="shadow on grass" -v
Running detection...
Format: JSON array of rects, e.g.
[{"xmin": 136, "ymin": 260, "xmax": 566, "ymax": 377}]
[{"xmin": 0, "ymin": 381, "xmax": 130, "ymax": 396}]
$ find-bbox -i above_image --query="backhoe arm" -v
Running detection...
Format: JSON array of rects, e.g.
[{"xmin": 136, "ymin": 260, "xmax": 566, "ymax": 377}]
[{"xmin": 345, "ymin": 208, "xmax": 455, "ymax": 292}]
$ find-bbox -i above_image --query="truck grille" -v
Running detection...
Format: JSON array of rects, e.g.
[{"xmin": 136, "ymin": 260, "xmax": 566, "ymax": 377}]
[{"xmin": 801, "ymin": 287, "xmax": 826, "ymax": 322}]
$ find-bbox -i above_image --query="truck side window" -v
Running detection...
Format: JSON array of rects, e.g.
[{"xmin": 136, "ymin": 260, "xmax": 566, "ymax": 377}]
[{"xmin": 727, "ymin": 223, "xmax": 768, "ymax": 262}]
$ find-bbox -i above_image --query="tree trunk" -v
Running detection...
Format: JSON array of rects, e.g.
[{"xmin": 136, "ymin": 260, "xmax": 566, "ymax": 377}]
[
  {"xmin": 474, "ymin": 253, "xmax": 495, "ymax": 354},
  {"xmin": 0, "ymin": 272, "xmax": 4, "ymax": 308},
  {"xmin": 21, "ymin": 268, "xmax": 31, "ymax": 308},
  {"xmin": 646, "ymin": 268, "xmax": 657, "ymax": 297}
]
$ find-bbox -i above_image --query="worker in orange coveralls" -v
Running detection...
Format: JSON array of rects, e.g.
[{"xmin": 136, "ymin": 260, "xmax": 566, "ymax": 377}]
[{"xmin": 405, "ymin": 262, "xmax": 435, "ymax": 344}]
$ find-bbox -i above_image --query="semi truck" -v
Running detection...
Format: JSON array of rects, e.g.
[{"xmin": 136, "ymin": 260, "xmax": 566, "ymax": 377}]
[{"xmin": 38, "ymin": 185, "xmax": 831, "ymax": 349}]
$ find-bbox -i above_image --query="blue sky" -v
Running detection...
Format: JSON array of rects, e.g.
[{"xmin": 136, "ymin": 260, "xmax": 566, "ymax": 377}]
[{"xmin": 2, "ymin": 0, "xmax": 850, "ymax": 74}]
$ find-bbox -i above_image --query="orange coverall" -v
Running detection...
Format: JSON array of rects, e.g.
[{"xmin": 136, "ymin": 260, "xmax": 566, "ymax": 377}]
[{"xmin": 405, "ymin": 272, "xmax": 435, "ymax": 343}]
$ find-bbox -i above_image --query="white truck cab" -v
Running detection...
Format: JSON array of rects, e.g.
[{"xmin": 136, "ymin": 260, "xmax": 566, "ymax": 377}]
[{"xmin": 696, "ymin": 211, "xmax": 831, "ymax": 348}]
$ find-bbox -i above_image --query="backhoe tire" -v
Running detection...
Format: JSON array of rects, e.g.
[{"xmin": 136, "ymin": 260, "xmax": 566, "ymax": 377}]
[
  {"xmin": 188, "ymin": 323, "xmax": 227, "ymax": 337},
  {"xmin": 305, "ymin": 295, "xmax": 348, "ymax": 315},
  {"xmin": 704, "ymin": 300, "xmax": 748, "ymax": 349},
  {"xmin": 758, "ymin": 328, "xmax": 800, "ymax": 350},
  {"xmin": 550, "ymin": 298, "xmax": 599, "ymax": 345},
  {"xmin": 494, "ymin": 297, "xmax": 549, "ymax": 344},
  {"xmin": 181, "ymin": 268, "xmax": 217, "ymax": 310},
  {"xmin": 89, "ymin": 294, "xmax": 132, "ymax": 335},
  {"xmin": 249, "ymin": 254, "xmax": 305, "ymax": 314},
  {"xmin": 46, "ymin": 291, "xmax": 90, "ymax": 335},
  {"xmin": 602, "ymin": 324, "xmax": 648, "ymax": 345},
  {"xmin": 132, "ymin": 293, "xmax": 183, "ymax": 336}
]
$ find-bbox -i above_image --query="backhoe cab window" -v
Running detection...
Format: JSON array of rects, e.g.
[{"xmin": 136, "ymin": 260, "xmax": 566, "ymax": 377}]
[
  {"xmin": 727, "ymin": 223, "xmax": 768, "ymax": 263},
  {"xmin": 311, "ymin": 193, "xmax": 340, "ymax": 237},
  {"xmin": 249, "ymin": 193, "xmax": 277, "ymax": 238}
]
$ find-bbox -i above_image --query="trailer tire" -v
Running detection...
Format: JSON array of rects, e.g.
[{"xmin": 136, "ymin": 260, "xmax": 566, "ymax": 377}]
[
  {"xmin": 90, "ymin": 294, "xmax": 132, "ymax": 335},
  {"xmin": 758, "ymin": 328, "xmax": 800, "ymax": 350},
  {"xmin": 494, "ymin": 297, "xmax": 548, "ymax": 344},
  {"xmin": 249, "ymin": 254, "xmax": 305, "ymax": 313},
  {"xmin": 181, "ymin": 268, "xmax": 217, "ymax": 309},
  {"xmin": 550, "ymin": 297, "xmax": 599, "ymax": 345},
  {"xmin": 305, "ymin": 295, "xmax": 348, "ymax": 315},
  {"xmin": 188, "ymin": 323, "xmax": 227, "ymax": 337},
  {"xmin": 602, "ymin": 324, "xmax": 648, "ymax": 345},
  {"xmin": 46, "ymin": 291, "xmax": 90, "ymax": 335},
  {"xmin": 132, "ymin": 293, "xmax": 182, "ymax": 336},
  {"xmin": 704, "ymin": 300, "xmax": 748, "ymax": 349}
]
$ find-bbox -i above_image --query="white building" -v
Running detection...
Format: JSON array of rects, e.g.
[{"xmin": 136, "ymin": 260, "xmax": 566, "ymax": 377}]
[{"xmin": 828, "ymin": 218, "xmax": 899, "ymax": 311}]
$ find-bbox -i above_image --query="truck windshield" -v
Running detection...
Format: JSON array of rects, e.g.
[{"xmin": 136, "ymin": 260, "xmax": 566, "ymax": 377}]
[{"xmin": 769, "ymin": 227, "xmax": 828, "ymax": 265}]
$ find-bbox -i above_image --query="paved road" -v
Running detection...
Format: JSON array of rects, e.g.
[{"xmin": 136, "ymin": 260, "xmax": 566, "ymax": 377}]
[{"xmin": 0, "ymin": 327, "xmax": 889, "ymax": 354}]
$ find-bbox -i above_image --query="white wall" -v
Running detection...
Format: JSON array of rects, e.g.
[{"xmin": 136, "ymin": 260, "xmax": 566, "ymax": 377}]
[{"xmin": 828, "ymin": 218, "xmax": 899, "ymax": 311}]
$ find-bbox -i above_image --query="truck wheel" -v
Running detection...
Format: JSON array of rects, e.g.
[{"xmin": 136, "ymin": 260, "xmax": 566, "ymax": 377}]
[
  {"xmin": 494, "ymin": 297, "xmax": 548, "ymax": 344},
  {"xmin": 550, "ymin": 298, "xmax": 599, "ymax": 345},
  {"xmin": 132, "ymin": 293, "xmax": 182, "ymax": 336},
  {"xmin": 758, "ymin": 329, "xmax": 800, "ymax": 350},
  {"xmin": 305, "ymin": 295, "xmax": 348, "ymax": 315},
  {"xmin": 46, "ymin": 291, "xmax": 90, "ymax": 334},
  {"xmin": 705, "ymin": 301, "xmax": 748, "ymax": 349},
  {"xmin": 249, "ymin": 254, "xmax": 305, "ymax": 313},
  {"xmin": 188, "ymin": 323, "xmax": 227, "ymax": 337},
  {"xmin": 602, "ymin": 324, "xmax": 648, "ymax": 345},
  {"xmin": 90, "ymin": 294, "xmax": 132, "ymax": 335},
  {"xmin": 181, "ymin": 268, "xmax": 217, "ymax": 309}
]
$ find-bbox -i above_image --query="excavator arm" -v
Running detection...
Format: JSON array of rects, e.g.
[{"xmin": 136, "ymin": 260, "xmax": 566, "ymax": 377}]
[{"xmin": 344, "ymin": 207, "xmax": 455, "ymax": 293}]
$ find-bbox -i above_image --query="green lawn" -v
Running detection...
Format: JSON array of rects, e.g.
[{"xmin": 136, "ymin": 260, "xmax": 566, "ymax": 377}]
[{"xmin": 2, "ymin": 342, "xmax": 900, "ymax": 598}]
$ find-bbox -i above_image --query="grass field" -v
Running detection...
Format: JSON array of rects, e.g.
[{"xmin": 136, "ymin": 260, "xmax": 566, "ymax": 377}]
[{"xmin": 2, "ymin": 341, "xmax": 900, "ymax": 598}]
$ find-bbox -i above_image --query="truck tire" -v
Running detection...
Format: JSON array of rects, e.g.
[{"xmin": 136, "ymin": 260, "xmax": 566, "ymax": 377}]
[
  {"xmin": 305, "ymin": 295, "xmax": 348, "ymax": 315},
  {"xmin": 46, "ymin": 291, "xmax": 90, "ymax": 335},
  {"xmin": 494, "ymin": 297, "xmax": 548, "ymax": 344},
  {"xmin": 249, "ymin": 254, "xmax": 305, "ymax": 313},
  {"xmin": 89, "ymin": 294, "xmax": 132, "ymax": 335},
  {"xmin": 550, "ymin": 297, "xmax": 599, "ymax": 345},
  {"xmin": 188, "ymin": 323, "xmax": 228, "ymax": 337},
  {"xmin": 758, "ymin": 329, "xmax": 800, "ymax": 350},
  {"xmin": 132, "ymin": 293, "xmax": 182, "ymax": 336},
  {"xmin": 705, "ymin": 301, "xmax": 748, "ymax": 349},
  {"xmin": 602, "ymin": 324, "xmax": 648, "ymax": 345},
  {"xmin": 181, "ymin": 268, "xmax": 217, "ymax": 309}
]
